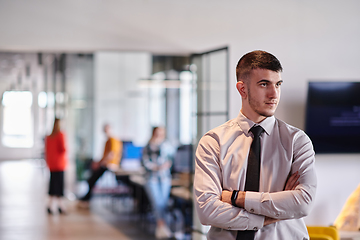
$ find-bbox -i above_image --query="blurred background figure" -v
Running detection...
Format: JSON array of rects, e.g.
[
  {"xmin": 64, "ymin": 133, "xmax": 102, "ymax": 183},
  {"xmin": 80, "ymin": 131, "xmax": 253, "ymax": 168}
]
[
  {"xmin": 334, "ymin": 183, "xmax": 360, "ymax": 231},
  {"xmin": 142, "ymin": 126, "xmax": 175, "ymax": 239},
  {"xmin": 78, "ymin": 123, "xmax": 122, "ymax": 208},
  {"xmin": 45, "ymin": 118, "xmax": 68, "ymax": 214}
]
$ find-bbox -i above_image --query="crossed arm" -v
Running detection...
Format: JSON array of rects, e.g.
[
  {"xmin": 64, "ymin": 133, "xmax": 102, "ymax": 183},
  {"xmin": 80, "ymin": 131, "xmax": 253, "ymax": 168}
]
[
  {"xmin": 221, "ymin": 172, "xmax": 300, "ymax": 226},
  {"xmin": 194, "ymin": 132, "xmax": 317, "ymax": 230}
]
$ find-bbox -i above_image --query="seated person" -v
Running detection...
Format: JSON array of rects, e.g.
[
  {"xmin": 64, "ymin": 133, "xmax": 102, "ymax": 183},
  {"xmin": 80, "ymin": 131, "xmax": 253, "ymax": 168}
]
[{"xmin": 78, "ymin": 124, "xmax": 122, "ymax": 207}]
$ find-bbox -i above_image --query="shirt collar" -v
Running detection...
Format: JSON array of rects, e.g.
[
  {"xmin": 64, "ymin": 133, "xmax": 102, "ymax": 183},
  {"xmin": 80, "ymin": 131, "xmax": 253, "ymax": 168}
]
[{"xmin": 236, "ymin": 111, "xmax": 276, "ymax": 136}]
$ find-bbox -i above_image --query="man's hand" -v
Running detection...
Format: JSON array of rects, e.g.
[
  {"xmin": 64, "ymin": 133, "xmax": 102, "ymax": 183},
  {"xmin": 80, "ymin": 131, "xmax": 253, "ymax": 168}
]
[
  {"xmin": 91, "ymin": 161, "xmax": 100, "ymax": 170},
  {"xmin": 262, "ymin": 171, "xmax": 301, "ymax": 226},
  {"xmin": 284, "ymin": 171, "xmax": 300, "ymax": 191},
  {"xmin": 221, "ymin": 190, "xmax": 232, "ymax": 205},
  {"xmin": 220, "ymin": 171, "xmax": 301, "ymax": 227},
  {"xmin": 221, "ymin": 191, "xmax": 280, "ymax": 226},
  {"xmin": 264, "ymin": 216, "xmax": 280, "ymax": 226}
]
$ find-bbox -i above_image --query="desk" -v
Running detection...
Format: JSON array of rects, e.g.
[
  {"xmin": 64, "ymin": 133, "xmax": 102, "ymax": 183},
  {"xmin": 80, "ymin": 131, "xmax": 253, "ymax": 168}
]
[
  {"xmin": 113, "ymin": 167, "xmax": 145, "ymax": 176},
  {"xmin": 111, "ymin": 167, "xmax": 144, "ymax": 191},
  {"xmin": 171, "ymin": 186, "xmax": 192, "ymax": 201},
  {"xmin": 128, "ymin": 174, "xmax": 149, "ymax": 214},
  {"xmin": 114, "ymin": 169, "xmax": 193, "ymax": 207},
  {"xmin": 111, "ymin": 167, "xmax": 145, "ymax": 186},
  {"xmin": 128, "ymin": 174, "xmax": 193, "ymax": 212},
  {"xmin": 171, "ymin": 172, "xmax": 193, "ymax": 187},
  {"xmin": 115, "ymin": 170, "xmax": 193, "ymax": 234},
  {"xmin": 129, "ymin": 174, "xmax": 146, "ymax": 186}
]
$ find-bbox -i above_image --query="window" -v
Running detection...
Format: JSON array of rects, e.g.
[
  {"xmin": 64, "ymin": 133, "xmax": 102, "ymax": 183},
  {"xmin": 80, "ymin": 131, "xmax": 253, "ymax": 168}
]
[{"xmin": 2, "ymin": 91, "xmax": 33, "ymax": 148}]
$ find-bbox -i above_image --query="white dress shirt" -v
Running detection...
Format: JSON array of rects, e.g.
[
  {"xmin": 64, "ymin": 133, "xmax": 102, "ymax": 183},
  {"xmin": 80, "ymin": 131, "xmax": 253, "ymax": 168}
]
[{"xmin": 194, "ymin": 112, "xmax": 317, "ymax": 240}]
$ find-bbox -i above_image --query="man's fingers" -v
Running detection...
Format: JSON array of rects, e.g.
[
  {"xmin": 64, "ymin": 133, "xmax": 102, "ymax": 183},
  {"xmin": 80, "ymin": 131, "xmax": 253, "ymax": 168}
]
[
  {"xmin": 288, "ymin": 173, "xmax": 299, "ymax": 188},
  {"xmin": 289, "ymin": 172, "xmax": 300, "ymax": 185},
  {"xmin": 284, "ymin": 171, "xmax": 300, "ymax": 190}
]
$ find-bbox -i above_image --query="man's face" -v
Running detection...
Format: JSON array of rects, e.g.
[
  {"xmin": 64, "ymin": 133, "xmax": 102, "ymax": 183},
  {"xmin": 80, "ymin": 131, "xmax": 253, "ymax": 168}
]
[
  {"xmin": 241, "ymin": 68, "xmax": 282, "ymax": 122},
  {"xmin": 103, "ymin": 125, "xmax": 110, "ymax": 135}
]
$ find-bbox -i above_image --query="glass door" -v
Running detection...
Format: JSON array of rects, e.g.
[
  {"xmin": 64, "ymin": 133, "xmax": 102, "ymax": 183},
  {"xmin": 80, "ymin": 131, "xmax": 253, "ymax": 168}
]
[{"xmin": 190, "ymin": 47, "xmax": 229, "ymax": 239}]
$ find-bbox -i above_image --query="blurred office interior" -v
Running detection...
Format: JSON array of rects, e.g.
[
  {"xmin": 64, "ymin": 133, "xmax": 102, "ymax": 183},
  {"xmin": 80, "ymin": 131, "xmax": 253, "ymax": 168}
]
[
  {"xmin": 0, "ymin": 48, "xmax": 229, "ymax": 239},
  {"xmin": 1, "ymin": 1, "xmax": 360, "ymax": 240}
]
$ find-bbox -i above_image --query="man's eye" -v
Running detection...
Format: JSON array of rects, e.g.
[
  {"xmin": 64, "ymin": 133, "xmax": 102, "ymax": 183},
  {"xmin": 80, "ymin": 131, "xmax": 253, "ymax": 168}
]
[{"xmin": 260, "ymin": 83, "xmax": 267, "ymax": 87}]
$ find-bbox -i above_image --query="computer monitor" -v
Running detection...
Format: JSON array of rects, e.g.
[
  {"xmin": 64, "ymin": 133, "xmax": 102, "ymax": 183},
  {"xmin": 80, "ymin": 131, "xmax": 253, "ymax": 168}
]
[
  {"xmin": 121, "ymin": 141, "xmax": 143, "ymax": 170},
  {"xmin": 172, "ymin": 144, "xmax": 193, "ymax": 173}
]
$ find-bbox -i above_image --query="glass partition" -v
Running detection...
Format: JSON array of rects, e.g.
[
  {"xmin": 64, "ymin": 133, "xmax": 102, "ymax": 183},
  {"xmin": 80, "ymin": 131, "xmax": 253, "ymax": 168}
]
[{"xmin": 190, "ymin": 47, "xmax": 229, "ymax": 240}]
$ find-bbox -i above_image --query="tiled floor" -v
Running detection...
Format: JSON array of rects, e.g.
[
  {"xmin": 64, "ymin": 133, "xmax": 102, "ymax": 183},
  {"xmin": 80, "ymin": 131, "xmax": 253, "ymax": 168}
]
[{"xmin": 0, "ymin": 159, "xmax": 161, "ymax": 240}]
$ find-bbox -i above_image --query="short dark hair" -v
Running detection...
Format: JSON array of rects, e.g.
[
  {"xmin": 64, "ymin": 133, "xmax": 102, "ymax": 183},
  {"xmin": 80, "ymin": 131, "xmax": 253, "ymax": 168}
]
[{"xmin": 236, "ymin": 50, "xmax": 283, "ymax": 82}]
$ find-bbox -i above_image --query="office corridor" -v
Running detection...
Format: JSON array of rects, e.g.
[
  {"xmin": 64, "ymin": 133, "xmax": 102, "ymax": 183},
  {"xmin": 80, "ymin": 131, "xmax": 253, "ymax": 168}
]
[{"xmin": 0, "ymin": 160, "xmax": 157, "ymax": 240}]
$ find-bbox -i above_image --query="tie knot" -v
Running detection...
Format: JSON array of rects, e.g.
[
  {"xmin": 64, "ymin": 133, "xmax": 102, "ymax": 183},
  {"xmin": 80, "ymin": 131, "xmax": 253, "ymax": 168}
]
[{"xmin": 250, "ymin": 125, "xmax": 264, "ymax": 138}]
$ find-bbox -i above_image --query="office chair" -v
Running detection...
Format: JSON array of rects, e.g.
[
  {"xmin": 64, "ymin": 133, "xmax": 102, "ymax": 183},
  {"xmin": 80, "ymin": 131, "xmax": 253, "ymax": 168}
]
[{"xmin": 307, "ymin": 226, "xmax": 340, "ymax": 240}]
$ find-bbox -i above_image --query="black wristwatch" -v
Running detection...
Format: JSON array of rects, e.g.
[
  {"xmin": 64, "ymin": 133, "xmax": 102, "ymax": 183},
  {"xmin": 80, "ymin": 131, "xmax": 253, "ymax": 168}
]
[{"xmin": 231, "ymin": 190, "xmax": 239, "ymax": 207}]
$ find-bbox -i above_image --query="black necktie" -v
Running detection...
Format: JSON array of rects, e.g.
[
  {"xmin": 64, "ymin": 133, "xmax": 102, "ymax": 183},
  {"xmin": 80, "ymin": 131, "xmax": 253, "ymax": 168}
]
[{"xmin": 237, "ymin": 125, "xmax": 264, "ymax": 240}]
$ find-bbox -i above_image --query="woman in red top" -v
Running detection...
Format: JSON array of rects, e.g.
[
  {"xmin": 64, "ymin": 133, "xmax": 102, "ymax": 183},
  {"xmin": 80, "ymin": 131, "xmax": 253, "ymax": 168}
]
[{"xmin": 45, "ymin": 118, "xmax": 68, "ymax": 214}]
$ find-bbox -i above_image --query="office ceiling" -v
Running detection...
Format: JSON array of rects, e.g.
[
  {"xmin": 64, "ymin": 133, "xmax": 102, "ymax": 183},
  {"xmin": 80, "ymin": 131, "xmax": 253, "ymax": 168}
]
[{"xmin": 0, "ymin": 0, "xmax": 236, "ymax": 55}]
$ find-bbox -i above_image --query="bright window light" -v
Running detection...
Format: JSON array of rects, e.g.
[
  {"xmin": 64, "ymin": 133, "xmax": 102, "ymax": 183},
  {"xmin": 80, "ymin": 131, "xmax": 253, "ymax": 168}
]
[
  {"xmin": 56, "ymin": 92, "xmax": 65, "ymax": 104},
  {"xmin": 2, "ymin": 91, "xmax": 32, "ymax": 107},
  {"xmin": 2, "ymin": 91, "xmax": 34, "ymax": 148},
  {"xmin": 179, "ymin": 71, "xmax": 192, "ymax": 82},
  {"xmin": 38, "ymin": 91, "xmax": 47, "ymax": 108},
  {"xmin": 47, "ymin": 92, "xmax": 55, "ymax": 108},
  {"xmin": 180, "ymin": 71, "xmax": 192, "ymax": 144}
]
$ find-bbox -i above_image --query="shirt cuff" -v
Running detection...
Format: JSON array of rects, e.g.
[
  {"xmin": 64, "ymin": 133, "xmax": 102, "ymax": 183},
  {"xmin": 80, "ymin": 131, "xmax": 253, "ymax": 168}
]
[
  {"xmin": 244, "ymin": 191, "xmax": 262, "ymax": 215},
  {"xmin": 246, "ymin": 211, "xmax": 265, "ymax": 231}
]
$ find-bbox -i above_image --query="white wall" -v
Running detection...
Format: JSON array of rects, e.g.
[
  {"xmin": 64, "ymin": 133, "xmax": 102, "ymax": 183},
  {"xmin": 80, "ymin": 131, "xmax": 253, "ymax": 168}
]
[
  {"xmin": 93, "ymin": 52, "xmax": 152, "ymax": 160},
  {"xmin": 306, "ymin": 154, "xmax": 360, "ymax": 225},
  {"xmin": 224, "ymin": 1, "xmax": 360, "ymax": 226}
]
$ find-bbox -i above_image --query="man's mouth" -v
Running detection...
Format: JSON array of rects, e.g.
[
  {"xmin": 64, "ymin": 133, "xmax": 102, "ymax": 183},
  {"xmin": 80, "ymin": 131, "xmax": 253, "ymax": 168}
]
[{"xmin": 266, "ymin": 101, "xmax": 277, "ymax": 107}]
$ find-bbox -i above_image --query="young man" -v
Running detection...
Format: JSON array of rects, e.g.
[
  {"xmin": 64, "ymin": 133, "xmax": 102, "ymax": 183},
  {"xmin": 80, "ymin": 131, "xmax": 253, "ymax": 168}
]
[{"xmin": 194, "ymin": 50, "xmax": 317, "ymax": 240}]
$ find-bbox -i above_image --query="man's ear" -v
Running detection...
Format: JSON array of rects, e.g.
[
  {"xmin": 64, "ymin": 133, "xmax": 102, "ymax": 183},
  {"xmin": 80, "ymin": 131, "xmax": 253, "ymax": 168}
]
[{"xmin": 236, "ymin": 81, "xmax": 247, "ymax": 99}]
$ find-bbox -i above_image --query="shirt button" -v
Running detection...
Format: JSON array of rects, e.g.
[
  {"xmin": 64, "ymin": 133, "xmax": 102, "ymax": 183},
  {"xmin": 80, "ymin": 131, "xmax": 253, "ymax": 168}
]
[
  {"xmin": 276, "ymin": 214, "xmax": 279, "ymax": 217},
  {"xmin": 250, "ymin": 209, "xmax": 254, "ymax": 213},
  {"xmin": 253, "ymin": 227, "xmax": 258, "ymax": 230}
]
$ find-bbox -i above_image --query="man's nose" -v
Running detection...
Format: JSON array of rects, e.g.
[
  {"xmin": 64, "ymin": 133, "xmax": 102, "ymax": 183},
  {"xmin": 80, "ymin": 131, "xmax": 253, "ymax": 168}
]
[{"xmin": 267, "ymin": 85, "xmax": 279, "ymax": 98}]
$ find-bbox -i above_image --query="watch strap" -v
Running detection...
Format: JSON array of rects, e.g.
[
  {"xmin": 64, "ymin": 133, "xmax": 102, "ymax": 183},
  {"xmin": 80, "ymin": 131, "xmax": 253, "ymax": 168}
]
[{"xmin": 231, "ymin": 190, "xmax": 239, "ymax": 207}]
